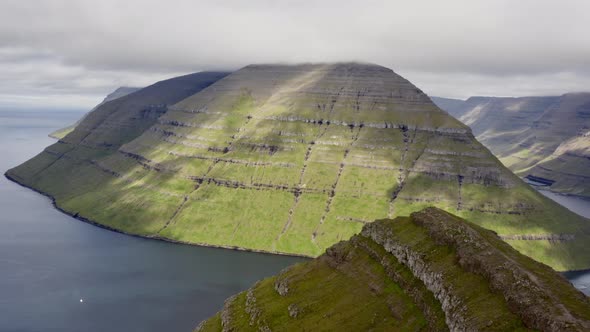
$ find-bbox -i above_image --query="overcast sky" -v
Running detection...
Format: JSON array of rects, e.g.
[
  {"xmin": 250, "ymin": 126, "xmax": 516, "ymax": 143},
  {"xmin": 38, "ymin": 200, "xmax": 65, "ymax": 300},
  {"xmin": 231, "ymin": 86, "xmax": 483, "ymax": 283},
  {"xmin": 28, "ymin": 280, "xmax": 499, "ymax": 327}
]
[{"xmin": 1, "ymin": 0, "xmax": 589, "ymax": 110}]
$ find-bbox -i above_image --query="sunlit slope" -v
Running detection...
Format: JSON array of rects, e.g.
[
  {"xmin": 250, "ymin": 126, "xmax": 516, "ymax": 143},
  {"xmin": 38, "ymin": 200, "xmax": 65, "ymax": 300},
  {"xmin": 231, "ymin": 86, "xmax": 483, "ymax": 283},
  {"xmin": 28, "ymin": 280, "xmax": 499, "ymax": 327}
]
[
  {"xmin": 196, "ymin": 208, "xmax": 590, "ymax": 332},
  {"xmin": 7, "ymin": 64, "xmax": 590, "ymax": 270},
  {"xmin": 433, "ymin": 94, "xmax": 590, "ymax": 197}
]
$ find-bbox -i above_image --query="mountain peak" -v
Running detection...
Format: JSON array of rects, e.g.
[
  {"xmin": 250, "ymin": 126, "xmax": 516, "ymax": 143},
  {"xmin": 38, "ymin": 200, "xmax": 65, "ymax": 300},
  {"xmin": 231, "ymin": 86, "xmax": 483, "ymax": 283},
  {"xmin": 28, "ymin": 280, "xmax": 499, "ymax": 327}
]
[{"xmin": 7, "ymin": 65, "xmax": 589, "ymax": 272}]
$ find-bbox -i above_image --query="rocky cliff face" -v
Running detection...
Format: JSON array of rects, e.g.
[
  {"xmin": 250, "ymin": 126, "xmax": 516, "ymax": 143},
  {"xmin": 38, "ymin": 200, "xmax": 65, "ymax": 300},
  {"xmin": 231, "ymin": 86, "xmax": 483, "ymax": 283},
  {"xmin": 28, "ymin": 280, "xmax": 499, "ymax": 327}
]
[
  {"xmin": 6, "ymin": 64, "xmax": 590, "ymax": 270},
  {"xmin": 433, "ymin": 93, "xmax": 590, "ymax": 197},
  {"xmin": 196, "ymin": 208, "xmax": 590, "ymax": 332}
]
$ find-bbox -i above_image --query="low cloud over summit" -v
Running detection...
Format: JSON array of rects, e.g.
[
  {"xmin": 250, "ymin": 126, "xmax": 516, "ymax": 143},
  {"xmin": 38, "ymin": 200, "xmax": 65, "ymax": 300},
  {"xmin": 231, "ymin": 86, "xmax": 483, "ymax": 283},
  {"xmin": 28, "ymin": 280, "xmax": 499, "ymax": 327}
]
[{"xmin": 1, "ymin": 0, "xmax": 589, "ymax": 108}]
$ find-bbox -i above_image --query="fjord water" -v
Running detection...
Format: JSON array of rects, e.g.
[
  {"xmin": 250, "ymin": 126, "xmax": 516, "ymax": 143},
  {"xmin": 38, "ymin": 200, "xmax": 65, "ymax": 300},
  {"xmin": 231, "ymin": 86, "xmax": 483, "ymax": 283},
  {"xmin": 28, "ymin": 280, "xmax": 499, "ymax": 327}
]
[
  {"xmin": 537, "ymin": 190, "xmax": 590, "ymax": 296},
  {"xmin": 538, "ymin": 190, "xmax": 590, "ymax": 219},
  {"xmin": 0, "ymin": 109, "xmax": 305, "ymax": 331}
]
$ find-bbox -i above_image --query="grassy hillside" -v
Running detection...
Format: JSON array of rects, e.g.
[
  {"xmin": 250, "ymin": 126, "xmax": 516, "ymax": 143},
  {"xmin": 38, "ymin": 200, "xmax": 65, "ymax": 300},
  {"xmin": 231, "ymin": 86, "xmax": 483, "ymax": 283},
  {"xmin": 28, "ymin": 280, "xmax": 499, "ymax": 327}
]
[
  {"xmin": 6, "ymin": 64, "xmax": 590, "ymax": 270},
  {"xmin": 48, "ymin": 87, "xmax": 141, "ymax": 140},
  {"xmin": 196, "ymin": 208, "xmax": 590, "ymax": 331},
  {"xmin": 433, "ymin": 94, "xmax": 590, "ymax": 197}
]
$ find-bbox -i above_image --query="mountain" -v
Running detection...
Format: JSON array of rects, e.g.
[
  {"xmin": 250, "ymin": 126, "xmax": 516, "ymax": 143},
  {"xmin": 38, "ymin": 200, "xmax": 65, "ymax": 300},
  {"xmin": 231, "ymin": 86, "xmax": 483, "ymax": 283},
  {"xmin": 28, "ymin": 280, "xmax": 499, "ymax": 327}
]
[
  {"xmin": 48, "ymin": 87, "xmax": 141, "ymax": 139},
  {"xmin": 432, "ymin": 94, "xmax": 590, "ymax": 197},
  {"xmin": 6, "ymin": 64, "xmax": 590, "ymax": 271},
  {"xmin": 196, "ymin": 208, "xmax": 590, "ymax": 332}
]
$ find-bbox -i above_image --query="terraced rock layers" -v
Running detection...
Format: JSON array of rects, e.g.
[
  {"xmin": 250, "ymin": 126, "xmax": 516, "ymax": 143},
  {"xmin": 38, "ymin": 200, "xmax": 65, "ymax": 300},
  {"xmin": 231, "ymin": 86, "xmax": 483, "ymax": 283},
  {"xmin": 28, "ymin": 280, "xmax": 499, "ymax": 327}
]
[
  {"xmin": 196, "ymin": 208, "xmax": 590, "ymax": 332},
  {"xmin": 433, "ymin": 94, "xmax": 590, "ymax": 198},
  {"xmin": 6, "ymin": 63, "xmax": 590, "ymax": 270}
]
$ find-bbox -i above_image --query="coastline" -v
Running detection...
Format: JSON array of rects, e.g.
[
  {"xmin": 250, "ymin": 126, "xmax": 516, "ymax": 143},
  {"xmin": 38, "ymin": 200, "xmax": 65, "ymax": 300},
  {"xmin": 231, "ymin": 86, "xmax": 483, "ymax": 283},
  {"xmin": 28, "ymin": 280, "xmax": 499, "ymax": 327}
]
[
  {"xmin": 529, "ymin": 184, "xmax": 590, "ymax": 201},
  {"xmin": 563, "ymin": 268, "xmax": 590, "ymax": 275},
  {"xmin": 3, "ymin": 172, "xmax": 312, "ymax": 260},
  {"xmin": 5, "ymin": 171, "xmax": 588, "ymax": 272}
]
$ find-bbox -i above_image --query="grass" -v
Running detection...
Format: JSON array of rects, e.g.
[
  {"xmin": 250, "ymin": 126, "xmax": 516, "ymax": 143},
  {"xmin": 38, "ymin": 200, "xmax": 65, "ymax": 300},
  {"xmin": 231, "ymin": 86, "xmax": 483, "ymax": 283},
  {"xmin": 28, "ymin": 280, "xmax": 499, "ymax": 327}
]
[
  {"xmin": 48, "ymin": 125, "xmax": 75, "ymax": 139},
  {"xmin": 199, "ymin": 239, "xmax": 431, "ymax": 331},
  {"xmin": 381, "ymin": 217, "xmax": 529, "ymax": 331},
  {"xmin": 411, "ymin": 208, "xmax": 590, "ymax": 323},
  {"xmin": 198, "ymin": 209, "xmax": 590, "ymax": 331},
  {"xmin": 163, "ymin": 185, "xmax": 293, "ymax": 251},
  {"xmin": 7, "ymin": 63, "xmax": 590, "ymax": 271}
]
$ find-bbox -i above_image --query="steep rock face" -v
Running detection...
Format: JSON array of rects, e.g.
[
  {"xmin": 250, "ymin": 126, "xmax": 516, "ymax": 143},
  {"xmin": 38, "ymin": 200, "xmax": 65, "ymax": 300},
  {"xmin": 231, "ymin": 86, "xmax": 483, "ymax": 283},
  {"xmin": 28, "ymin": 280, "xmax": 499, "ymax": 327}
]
[
  {"xmin": 433, "ymin": 94, "xmax": 590, "ymax": 197},
  {"xmin": 48, "ymin": 86, "xmax": 142, "ymax": 140},
  {"xmin": 196, "ymin": 208, "xmax": 590, "ymax": 332},
  {"xmin": 6, "ymin": 64, "xmax": 590, "ymax": 270}
]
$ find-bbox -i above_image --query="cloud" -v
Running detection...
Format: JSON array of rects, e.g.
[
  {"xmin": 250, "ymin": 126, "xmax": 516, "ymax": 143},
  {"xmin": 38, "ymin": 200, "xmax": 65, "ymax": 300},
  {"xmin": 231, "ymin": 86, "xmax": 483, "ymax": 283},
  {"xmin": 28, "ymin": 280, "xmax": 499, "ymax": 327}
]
[
  {"xmin": 0, "ymin": 0, "xmax": 589, "ymax": 108},
  {"xmin": 0, "ymin": 47, "xmax": 186, "ymax": 109},
  {"xmin": 403, "ymin": 70, "xmax": 590, "ymax": 100}
]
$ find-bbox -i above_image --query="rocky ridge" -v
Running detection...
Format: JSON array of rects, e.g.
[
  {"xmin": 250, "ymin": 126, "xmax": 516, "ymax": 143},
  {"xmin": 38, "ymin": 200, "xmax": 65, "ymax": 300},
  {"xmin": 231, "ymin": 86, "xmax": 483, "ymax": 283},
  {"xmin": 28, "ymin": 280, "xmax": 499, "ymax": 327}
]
[{"xmin": 196, "ymin": 208, "xmax": 590, "ymax": 332}]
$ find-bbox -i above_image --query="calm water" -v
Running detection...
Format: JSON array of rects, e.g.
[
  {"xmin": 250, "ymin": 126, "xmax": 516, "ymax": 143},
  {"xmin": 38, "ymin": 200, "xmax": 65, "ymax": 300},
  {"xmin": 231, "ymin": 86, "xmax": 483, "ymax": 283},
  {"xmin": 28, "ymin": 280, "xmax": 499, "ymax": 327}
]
[
  {"xmin": 536, "ymin": 190, "xmax": 590, "ymax": 295},
  {"xmin": 0, "ymin": 110, "xmax": 587, "ymax": 332},
  {"xmin": 538, "ymin": 190, "xmax": 590, "ymax": 219},
  {"xmin": 0, "ymin": 110, "xmax": 305, "ymax": 332}
]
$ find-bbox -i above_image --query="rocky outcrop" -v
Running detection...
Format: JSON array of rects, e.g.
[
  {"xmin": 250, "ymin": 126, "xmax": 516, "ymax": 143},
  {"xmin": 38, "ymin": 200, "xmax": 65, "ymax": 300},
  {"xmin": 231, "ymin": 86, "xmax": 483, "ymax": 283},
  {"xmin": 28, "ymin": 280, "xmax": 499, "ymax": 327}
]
[
  {"xmin": 362, "ymin": 218, "xmax": 472, "ymax": 331},
  {"xmin": 196, "ymin": 208, "xmax": 590, "ymax": 332},
  {"xmin": 252, "ymin": 115, "xmax": 470, "ymax": 134}
]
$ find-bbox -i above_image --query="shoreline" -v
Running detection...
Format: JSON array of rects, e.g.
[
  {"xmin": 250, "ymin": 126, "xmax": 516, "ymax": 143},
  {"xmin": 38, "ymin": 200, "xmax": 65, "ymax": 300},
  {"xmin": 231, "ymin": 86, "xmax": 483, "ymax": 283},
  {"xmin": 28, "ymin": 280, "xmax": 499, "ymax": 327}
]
[
  {"xmin": 563, "ymin": 268, "xmax": 590, "ymax": 275},
  {"xmin": 529, "ymin": 184, "xmax": 590, "ymax": 201},
  {"xmin": 5, "ymin": 172, "xmax": 589, "ymax": 272},
  {"xmin": 3, "ymin": 172, "xmax": 312, "ymax": 260}
]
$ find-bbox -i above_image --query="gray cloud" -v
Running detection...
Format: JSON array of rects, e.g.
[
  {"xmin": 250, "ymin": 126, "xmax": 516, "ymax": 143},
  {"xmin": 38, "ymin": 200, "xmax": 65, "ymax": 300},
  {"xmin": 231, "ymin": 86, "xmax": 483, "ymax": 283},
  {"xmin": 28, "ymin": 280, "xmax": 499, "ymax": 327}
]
[{"xmin": 1, "ymin": 0, "xmax": 589, "ymax": 109}]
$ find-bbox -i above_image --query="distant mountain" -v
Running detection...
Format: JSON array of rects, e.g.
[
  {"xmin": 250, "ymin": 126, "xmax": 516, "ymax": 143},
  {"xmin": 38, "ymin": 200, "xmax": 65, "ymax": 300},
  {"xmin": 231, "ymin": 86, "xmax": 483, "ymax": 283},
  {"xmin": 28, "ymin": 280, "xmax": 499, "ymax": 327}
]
[
  {"xmin": 6, "ymin": 64, "xmax": 590, "ymax": 271},
  {"xmin": 49, "ymin": 87, "xmax": 141, "ymax": 139},
  {"xmin": 105, "ymin": 86, "xmax": 143, "ymax": 100},
  {"xmin": 196, "ymin": 208, "xmax": 590, "ymax": 332},
  {"xmin": 433, "ymin": 94, "xmax": 590, "ymax": 197}
]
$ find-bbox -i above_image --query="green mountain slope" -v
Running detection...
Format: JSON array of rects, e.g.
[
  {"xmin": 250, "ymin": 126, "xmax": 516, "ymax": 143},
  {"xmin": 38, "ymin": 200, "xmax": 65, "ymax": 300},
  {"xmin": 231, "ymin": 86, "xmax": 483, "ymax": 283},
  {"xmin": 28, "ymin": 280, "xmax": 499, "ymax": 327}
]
[
  {"xmin": 48, "ymin": 87, "xmax": 141, "ymax": 140},
  {"xmin": 433, "ymin": 94, "xmax": 590, "ymax": 197},
  {"xmin": 6, "ymin": 64, "xmax": 590, "ymax": 270},
  {"xmin": 196, "ymin": 208, "xmax": 590, "ymax": 332}
]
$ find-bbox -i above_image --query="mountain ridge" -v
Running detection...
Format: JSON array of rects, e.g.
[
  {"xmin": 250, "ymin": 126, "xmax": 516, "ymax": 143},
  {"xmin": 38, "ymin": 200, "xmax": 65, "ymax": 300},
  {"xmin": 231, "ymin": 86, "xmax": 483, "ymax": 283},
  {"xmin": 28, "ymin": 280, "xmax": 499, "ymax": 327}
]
[
  {"xmin": 6, "ymin": 63, "xmax": 590, "ymax": 271},
  {"xmin": 432, "ymin": 93, "xmax": 590, "ymax": 197},
  {"xmin": 196, "ymin": 207, "xmax": 590, "ymax": 332},
  {"xmin": 48, "ymin": 86, "xmax": 142, "ymax": 139}
]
